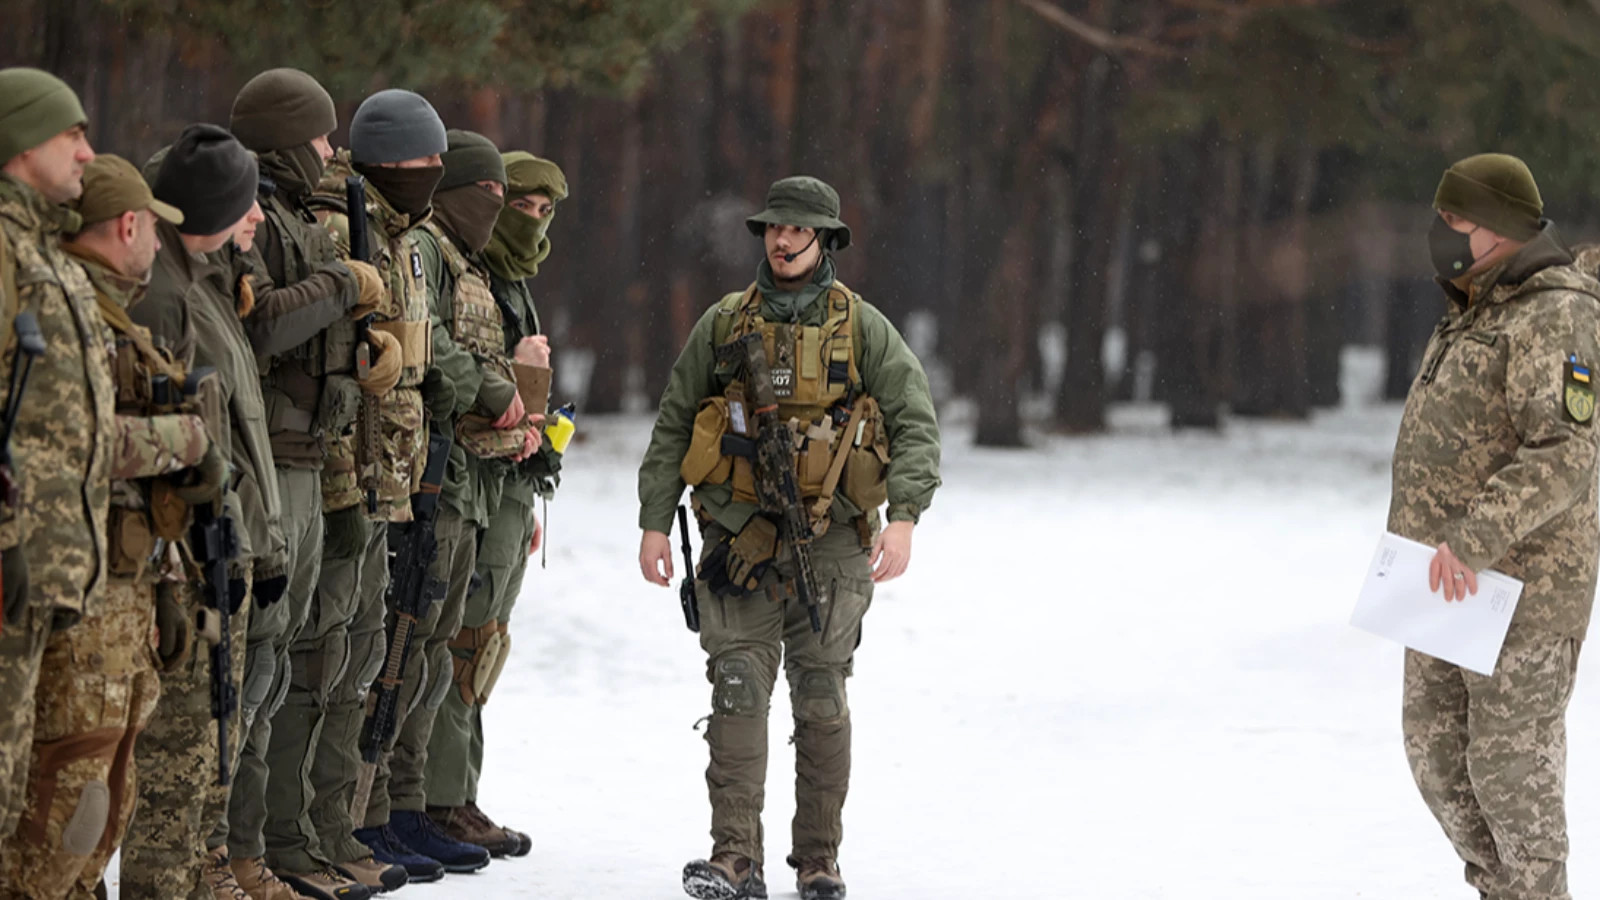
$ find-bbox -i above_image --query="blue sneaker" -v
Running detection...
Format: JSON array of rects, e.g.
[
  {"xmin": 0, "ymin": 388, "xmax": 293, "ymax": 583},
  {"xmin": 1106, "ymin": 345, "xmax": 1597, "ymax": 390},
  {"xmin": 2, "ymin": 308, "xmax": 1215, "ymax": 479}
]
[
  {"xmin": 354, "ymin": 824, "xmax": 446, "ymax": 883},
  {"xmin": 387, "ymin": 810, "xmax": 490, "ymax": 874}
]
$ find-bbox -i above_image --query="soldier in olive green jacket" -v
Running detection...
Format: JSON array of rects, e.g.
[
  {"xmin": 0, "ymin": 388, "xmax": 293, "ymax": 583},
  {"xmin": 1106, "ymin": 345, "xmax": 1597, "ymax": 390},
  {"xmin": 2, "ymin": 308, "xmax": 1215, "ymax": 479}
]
[
  {"xmin": 1393, "ymin": 153, "xmax": 1600, "ymax": 900},
  {"xmin": 637, "ymin": 176, "xmax": 940, "ymax": 900}
]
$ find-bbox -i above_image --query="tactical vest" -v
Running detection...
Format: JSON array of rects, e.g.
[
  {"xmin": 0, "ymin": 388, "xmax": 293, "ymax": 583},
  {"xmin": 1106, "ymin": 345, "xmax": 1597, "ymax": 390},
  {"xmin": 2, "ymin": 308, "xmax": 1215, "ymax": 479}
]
[
  {"xmin": 681, "ymin": 281, "xmax": 890, "ymax": 525},
  {"xmin": 425, "ymin": 222, "xmax": 523, "ymax": 460}
]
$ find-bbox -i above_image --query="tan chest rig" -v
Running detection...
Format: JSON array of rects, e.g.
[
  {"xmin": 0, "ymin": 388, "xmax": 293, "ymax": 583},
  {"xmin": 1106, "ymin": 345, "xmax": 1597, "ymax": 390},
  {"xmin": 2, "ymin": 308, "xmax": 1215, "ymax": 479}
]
[
  {"xmin": 680, "ymin": 282, "xmax": 891, "ymax": 531},
  {"xmin": 426, "ymin": 223, "xmax": 524, "ymax": 459},
  {"xmin": 98, "ymin": 295, "xmax": 212, "ymax": 583}
]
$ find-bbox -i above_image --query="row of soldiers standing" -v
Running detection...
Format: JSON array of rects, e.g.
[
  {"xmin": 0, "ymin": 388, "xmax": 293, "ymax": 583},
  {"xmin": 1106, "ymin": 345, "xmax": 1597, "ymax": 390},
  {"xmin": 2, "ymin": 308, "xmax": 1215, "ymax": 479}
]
[{"xmin": 0, "ymin": 65, "xmax": 570, "ymax": 900}]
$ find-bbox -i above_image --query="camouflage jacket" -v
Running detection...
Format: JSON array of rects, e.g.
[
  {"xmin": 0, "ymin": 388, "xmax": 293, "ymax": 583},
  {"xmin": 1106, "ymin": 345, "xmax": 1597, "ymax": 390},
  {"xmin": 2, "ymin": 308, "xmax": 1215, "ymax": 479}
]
[
  {"xmin": 0, "ymin": 175, "xmax": 116, "ymax": 618},
  {"xmin": 310, "ymin": 152, "xmax": 432, "ymax": 522},
  {"xmin": 245, "ymin": 162, "xmax": 359, "ymax": 469},
  {"xmin": 61, "ymin": 244, "xmax": 210, "ymax": 582},
  {"xmin": 1388, "ymin": 224, "xmax": 1600, "ymax": 638},
  {"xmin": 131, "ymin": 223, "xmax": 288, "ymax": 581}
]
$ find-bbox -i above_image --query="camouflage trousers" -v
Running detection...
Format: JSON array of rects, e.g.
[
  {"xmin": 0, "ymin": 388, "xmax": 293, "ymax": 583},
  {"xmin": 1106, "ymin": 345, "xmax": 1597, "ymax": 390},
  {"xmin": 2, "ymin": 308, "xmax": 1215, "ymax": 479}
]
[
  {"xmin": 424, "ymin": 495, "xmax": 535, "ymax": 808},
  {"xmin": 216, "ymin": 468, "xmax": 323, "ymax": 860},
  {"xmin": 0, "ymin": 580, "xmax": 160, "ymax": 900},
  {"xmin": 696, "ymin": 520, "xmax": 873, "ymax": 865},
  {"xmin": 362, "ymin": 505, "xmax": 475, "ymax": 828},
  {"xmin": 273, "ymin": 518, "xmax": 389, "ymax": 871},
  {"xmin": 1404, "ymin": 625, "xmax": 1583, "ymax": 900},
  {"xmin": 121, "ymin": 577, "xmax": 250, "ymax": 900},
  {"xmin": 0, "ymin": 602, "xmax": 51, "ymax": 842}
]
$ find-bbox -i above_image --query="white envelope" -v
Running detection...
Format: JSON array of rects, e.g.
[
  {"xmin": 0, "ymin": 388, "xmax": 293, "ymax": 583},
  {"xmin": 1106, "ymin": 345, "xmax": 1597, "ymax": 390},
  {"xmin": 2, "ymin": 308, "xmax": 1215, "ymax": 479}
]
[{"xmin": 1350, "ymin": 532, "xmax": 1523, "ymax": 676}]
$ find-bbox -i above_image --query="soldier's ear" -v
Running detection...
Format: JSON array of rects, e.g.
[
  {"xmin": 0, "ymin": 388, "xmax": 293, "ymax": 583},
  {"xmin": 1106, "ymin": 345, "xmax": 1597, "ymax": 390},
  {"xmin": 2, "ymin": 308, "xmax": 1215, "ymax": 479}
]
[{"xmin": 120, "ymin": 210, "xmax": 140, "ymax": 247}]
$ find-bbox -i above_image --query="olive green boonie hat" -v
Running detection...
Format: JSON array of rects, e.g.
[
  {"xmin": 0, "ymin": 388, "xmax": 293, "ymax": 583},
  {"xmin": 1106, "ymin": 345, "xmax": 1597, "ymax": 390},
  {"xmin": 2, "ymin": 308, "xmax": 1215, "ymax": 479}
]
[
  {"xmin": 745, "ymin": 175, "xmax": 851, "ymax": 250},
  {"xmin": 72, "ymin": 154, "xmax": 184, "ymax": 228}
]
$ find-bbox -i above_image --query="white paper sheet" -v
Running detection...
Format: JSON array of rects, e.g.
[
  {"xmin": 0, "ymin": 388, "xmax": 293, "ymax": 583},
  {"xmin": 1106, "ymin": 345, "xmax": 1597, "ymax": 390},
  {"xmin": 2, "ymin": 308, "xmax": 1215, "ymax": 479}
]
[{"xmin": 1349, "ymin": 532, "xmax": 1523, "ymax": 676}]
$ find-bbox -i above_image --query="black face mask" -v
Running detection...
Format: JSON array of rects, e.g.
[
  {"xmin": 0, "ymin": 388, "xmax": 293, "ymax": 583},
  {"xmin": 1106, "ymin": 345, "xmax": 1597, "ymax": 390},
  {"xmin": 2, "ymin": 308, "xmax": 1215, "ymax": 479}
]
[
  {"xmin": 353, "ymin": 162, "xmax": 444, "ymax": 219},
  {"xmin": 1429, "ymin": 216, "xmax": 1478, "ymax": 280}
]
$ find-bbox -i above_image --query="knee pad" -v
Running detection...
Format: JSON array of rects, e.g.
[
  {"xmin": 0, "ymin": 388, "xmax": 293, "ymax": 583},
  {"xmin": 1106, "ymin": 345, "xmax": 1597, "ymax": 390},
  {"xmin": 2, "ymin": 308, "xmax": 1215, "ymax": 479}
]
[
  {"xmin": 790, "ymin": 667, "xmax": 847, "ymax": 723},
  {"xmin": 348, "ymin": 631, "xmax": 387, "ymax": 698},
  {"xmin": 240, "ymin": 642, "xmax": 279, "ymax": 716},
  {"xmin": 60, "ymin": 779, "xmax": 110, "ymax": 856},
  {"xmin": 423, "ymin": 644, "xmax": 454, "ymax": 711},
  {"xmin": 447, "ymin": 623, "xmax": 508, "ymax": 707},
  {"xmin": 299, "ymin": 631, "xmax": 353, "ymax": 706},
  {"xmin": 711, "ymin": 653, "xmax": 771, "ymax": 717}
]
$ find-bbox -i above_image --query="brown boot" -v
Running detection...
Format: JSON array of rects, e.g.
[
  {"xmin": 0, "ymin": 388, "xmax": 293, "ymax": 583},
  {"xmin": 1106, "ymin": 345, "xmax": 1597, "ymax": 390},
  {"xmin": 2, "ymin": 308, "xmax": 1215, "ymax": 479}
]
[
  {"xmin": 230, "ymin": 856, "xmax": 310, "ymax": 900},
  {"xmin": 335, "ymin": 855, "xmax": 409, "ymax": 894},
  {"xmin": 203, "ymin": 847, "xmax": 251, "ymax": 900},
  {"xmin": 787, "ymin": 856, "xmax": 846, "ymax": 900},
  {"xmin": 464, "ymin": 802, "xmax": 532, "ymax": 857},
  {"xmin": 278, "ymin": 866, "xmax": 372, "ymax": 900},
  {"xmin": 427, "ymin": 803, "xmax": 521, "ymax": 858},
  {"xmin": 682, "ymin": 852, "xmax": 767, "ymax": 899}
]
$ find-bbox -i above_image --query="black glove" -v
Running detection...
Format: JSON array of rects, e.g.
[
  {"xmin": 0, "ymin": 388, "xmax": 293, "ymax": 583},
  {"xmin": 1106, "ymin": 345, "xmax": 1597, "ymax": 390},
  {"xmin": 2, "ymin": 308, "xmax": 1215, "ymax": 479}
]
[
  {"xmin": 324, "ymin": 504, "xmax": 370, "ymax": 560},
  {"xmin": 253, "ymin": 574, "xmax": 288, "ymax": 609},
  {"xmin": 227, "ymin": 577, "xmax": 247, "ymax": 615},
  {"xmin": 700, "ymin": 517, "xmax": 778, "ymax": 599}
]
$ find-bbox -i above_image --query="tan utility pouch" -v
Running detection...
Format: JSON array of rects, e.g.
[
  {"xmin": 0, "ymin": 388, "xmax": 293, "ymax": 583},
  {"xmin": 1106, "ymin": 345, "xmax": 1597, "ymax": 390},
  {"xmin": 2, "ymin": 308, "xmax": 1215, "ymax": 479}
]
[
  {"xmin": 841, "ymin": 396, "xmax": 890, "ymax": 511},
  {"xmin": 107, "ymin": 508, "xmax": 157, "ymax": 579},
  {"xmin": 455, "ymin": 414, "xmax": 525, "ymax": 460},
  {"xmin": 371, "ymin": 319, "xmax": 432, "ymax": 370},
  {"xmin": 681, "ymin": 397, "xmax": 733, "ymax": 487},
  {"xmin": 512, "ymin": 363, "xmax": 552, "ymax": 417}
]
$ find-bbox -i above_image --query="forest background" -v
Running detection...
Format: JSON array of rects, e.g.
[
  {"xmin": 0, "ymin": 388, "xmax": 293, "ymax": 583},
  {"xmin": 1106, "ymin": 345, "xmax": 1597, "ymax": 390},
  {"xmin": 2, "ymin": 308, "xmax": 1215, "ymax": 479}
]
[{"xmin": 5, "ymin": 0, "xmax": 1600, "ymax": 446}]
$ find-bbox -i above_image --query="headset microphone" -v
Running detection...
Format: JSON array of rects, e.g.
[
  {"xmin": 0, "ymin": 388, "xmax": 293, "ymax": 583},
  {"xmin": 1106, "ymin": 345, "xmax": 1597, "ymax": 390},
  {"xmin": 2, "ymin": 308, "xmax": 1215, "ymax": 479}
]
[{"xmin": 783, "ymin": 229, "xmax": 823, "ymax": 263}]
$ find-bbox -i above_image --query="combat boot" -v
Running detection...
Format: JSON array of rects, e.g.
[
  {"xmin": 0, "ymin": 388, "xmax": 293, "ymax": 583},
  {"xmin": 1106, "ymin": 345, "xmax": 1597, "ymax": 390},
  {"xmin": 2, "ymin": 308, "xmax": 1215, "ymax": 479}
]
[
  {"xmin": 388, "ymin": 809, "xmax": 491, "ymax": 874},
  {"xmin": 230, "ymin": 855, "xmax": 311, "ymax": 900},
  {"xmin": 353, "ymin": 824, "xmax": 445, "ymax": 883},
  {"xmin": 683, "ymin": 852, "xmax": 767, "ymax": 900},
  {"xmin": 278, "ymin": 865, "xmax": 372, "ymax": 900},
  {"xmin": 787, "ymin": 856, "xmax": 846, "ymax": 900},
  {"xmin": 204, "ymin": 846, "xmax": 251, "ymax": 900},
  {"xmin": 426, "ymin": 802, "xmax": 528, "ymax": 858},
  {"xmin": 336, "ymin": 855, "xmax": 409, "ymax": 894}
]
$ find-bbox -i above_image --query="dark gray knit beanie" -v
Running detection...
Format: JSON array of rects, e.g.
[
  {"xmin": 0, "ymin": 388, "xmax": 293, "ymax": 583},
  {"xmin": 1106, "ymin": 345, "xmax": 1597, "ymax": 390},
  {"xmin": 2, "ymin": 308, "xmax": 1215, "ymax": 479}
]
[
  {"xmin": 153, "ymin": 124, "xmax": 259, "ymax": 236},
  {"xmin": 349, "ymin": 89, "xmax": 447, "ymax": 165}
]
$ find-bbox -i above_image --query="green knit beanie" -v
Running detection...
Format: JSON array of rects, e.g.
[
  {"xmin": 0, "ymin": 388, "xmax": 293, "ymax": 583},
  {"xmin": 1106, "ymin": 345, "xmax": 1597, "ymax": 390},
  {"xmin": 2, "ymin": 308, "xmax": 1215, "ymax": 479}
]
[
  {"xmin": 230, "ymin": 68, "xmax": 337, "ymax": 152},
  {"xmin": 1433, "ymin": 153, "xmax": 1543, "ymax": 241},
  {"xmin": 438, "ymin": 129, "xmax": 505, "ymax": 192},
  {"xmin": 0, "ymin": 68, "xmax": 87, "ymax": 164}
]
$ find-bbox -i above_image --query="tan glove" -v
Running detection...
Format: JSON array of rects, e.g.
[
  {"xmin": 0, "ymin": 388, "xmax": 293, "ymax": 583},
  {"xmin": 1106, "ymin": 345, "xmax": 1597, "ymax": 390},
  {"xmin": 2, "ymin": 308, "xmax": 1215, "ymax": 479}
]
[
  {"xmin": 360, "ymin": 329, "xmax": 403, "ymax": 397},
  {"xmin": 346, "ymin": 260, "xmax": 386, "ymax": 319},
  {"xmin": 172, "ymin": 442, "xmax": 231, "ymax": 506}
]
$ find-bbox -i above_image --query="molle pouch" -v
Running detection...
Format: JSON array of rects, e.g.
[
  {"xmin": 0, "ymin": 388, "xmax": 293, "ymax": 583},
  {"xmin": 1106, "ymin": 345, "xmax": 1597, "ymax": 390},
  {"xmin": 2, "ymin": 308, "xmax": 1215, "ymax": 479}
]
[
  {"xmin": 681, "ymin": 397, "xmax": 733, "ymax": 487},
  {"xmin": 321, "ymin": 316, "xmax": 359, "ymax": 377},
  {"xmin": 371, "ymin": 319, "xmax": 432, "ymax": 380},
  {"xmin": 455, "ymin": 414, "xmax": 525, "ymax": 460},
  {"xmin": 112, "ymin": 334, "xmax": 153, "ymax": 409},
  {"xmin": 316, "ymin": 374, "xmax": 363, "ymax": 435},
  {"xmin": 798, "ymin": 417, "xmax": 837, "ymax": 495},
  {"xmin": 107, "ymin": 508, "xmax": 157, "ymax": 579},
  {"xmin": 842, "ymin": 396, "xmax": 890, "ymax": 512}
]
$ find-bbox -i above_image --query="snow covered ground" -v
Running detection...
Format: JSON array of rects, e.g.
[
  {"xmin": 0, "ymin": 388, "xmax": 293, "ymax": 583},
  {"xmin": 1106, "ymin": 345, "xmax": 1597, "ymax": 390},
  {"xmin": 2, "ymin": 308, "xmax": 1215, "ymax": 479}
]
[{"xmin": 110, "ymin": 399, "xmax": 1600, "ymax": 899}]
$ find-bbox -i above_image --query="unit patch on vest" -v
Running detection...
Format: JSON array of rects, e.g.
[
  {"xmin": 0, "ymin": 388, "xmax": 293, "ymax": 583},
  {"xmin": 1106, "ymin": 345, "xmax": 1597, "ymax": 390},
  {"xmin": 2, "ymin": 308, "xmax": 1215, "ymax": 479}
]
[
  {"xmin": 411, "ymin": 251, "xmax": 424, "ymax": 280},
  {"xmin": 1565, "ymin": 355, "xmax": 1594, "ymax": 425}
]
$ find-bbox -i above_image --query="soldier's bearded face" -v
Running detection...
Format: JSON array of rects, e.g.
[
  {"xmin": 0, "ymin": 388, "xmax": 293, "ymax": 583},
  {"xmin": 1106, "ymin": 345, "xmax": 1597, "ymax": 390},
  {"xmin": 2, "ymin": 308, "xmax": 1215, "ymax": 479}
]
[
  {"xmin": 129, "ymin": 209, "xmax": 159, "ymax": 282},
  {"xmin": 765, "ymin": 223, "xmax": 822, "ymax": 282},
  {"xmin": 13, "ymin": 126, "xmax": 94, "ymax": 204}
]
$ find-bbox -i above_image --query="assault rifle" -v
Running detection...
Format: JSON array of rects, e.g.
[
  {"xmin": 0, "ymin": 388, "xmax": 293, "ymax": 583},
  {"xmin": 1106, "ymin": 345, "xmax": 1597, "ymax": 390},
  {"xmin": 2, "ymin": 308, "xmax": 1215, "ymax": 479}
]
[
  {"xmin": 0, "ymin": 312, "xmax": 45, "ymax": 628},
  {"xmin": 676, "ymin": 505, "xmax": 699, "ymax": 632},
  {"xmin": 351, "ymin": 427, "xmax": 451, "ymax": 819},
  {"xmin": 155, "ymin": 367, "xmax": 240, "ymax": 786},
  {"xmin": 346, "ymin": 175, "xmax": 381, "ymax": 515},
  {"xmin": 715, "ymin": 333, "xmax": 825, "ymax": 633}
]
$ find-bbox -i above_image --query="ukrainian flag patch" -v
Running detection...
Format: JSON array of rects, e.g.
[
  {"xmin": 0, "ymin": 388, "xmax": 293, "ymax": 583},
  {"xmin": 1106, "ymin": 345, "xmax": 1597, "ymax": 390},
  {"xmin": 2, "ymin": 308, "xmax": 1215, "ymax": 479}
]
[{"xmin": 1566, "ymin": 355, "xmax": 1595, "ymax": 424}]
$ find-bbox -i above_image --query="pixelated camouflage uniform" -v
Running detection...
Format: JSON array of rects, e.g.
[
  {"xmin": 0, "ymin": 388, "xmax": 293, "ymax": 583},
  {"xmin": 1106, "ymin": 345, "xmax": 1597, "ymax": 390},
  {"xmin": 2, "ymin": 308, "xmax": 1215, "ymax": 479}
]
[
  {"xmin": 121, "ymin": 224, "xmax": 270, "ymax": 900},
  {"xmin": 298, "ymin": 151, "xmax": 434, "ymax": 865},
  {"xmin": 0, "ymin": 175, "xmax": 115, "ymax": 845},
  {"xmin": 0, "ymin": 244, "xmax": 210, "ymax": 900},
  {"xmin": 1390, "ymin": 224, "xmax": 1600, "ymax": 900},
  {"xmin": 359, "ymin": 214, "xmax": 523, "ymax": 829}
]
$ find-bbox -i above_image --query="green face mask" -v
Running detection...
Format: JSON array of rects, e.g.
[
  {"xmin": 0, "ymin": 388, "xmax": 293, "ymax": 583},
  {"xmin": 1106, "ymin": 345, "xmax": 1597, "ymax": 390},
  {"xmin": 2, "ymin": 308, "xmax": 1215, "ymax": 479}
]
[{"xmin": 485, "ymin": 202, "xmax": 553, "ymax": 281}]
